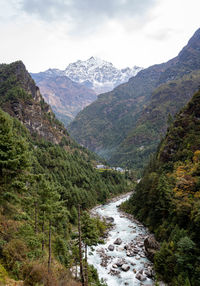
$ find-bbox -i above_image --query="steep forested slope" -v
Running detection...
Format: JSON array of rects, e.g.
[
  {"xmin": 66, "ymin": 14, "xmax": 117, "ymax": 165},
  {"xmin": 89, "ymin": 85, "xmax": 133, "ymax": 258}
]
[
  {"xmin": 69, "ymin": 28, "xmax": 200, "ymax": 172},
  {"xmin": 0, "ymin": 61, "xmax": 130, "ymax": 285},
  {"xmin": 111, "ymin": 70, "xmax": 200, "ymax": 172},
  {"xmin": 69, "ymin": 63, "xmax": 168, "ymax": 158},
  {"xmin": 122, "ymin": 89, "xmax": 200, "ymax": 285}
]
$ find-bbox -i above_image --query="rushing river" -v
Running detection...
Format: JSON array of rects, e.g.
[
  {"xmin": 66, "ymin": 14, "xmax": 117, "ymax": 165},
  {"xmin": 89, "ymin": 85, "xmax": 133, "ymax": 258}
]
[{"xmin": 88, "ymin": 194, "xmax": 155, "ymax": 286}]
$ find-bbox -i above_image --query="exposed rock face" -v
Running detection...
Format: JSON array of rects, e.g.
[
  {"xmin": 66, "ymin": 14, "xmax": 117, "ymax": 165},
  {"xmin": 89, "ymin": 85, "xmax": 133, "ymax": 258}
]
[
  {"xmin": 0, "ymin": 61, "xmax": 70, "ymax": 145},
  {"xmin": 31, "ymin": 72, "xmax": 97, "ymax": 126},
  {"xmin": 144, "ymin": 235, "xmax": 160, "ymax": 261}
]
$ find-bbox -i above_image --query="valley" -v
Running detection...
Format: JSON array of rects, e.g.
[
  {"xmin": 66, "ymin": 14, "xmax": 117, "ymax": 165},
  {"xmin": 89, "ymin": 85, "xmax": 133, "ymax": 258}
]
[
  {"xmin": 0, "ymin": 14, "xmax": 200, "ymax": 286},
  {"xmin": 69, "ymin": 28, "xmax": 200, "ymax": 175}
]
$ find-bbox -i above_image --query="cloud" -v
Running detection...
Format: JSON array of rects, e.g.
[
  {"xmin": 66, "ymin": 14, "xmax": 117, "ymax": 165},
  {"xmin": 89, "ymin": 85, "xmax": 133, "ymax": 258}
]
[
  {"xmin": 146, "ymin": 28, "xmax": 176, "ymax": 41},
  {"xmin": 19, "ymin": 0, "xmax": 158, "ymax": 34}
]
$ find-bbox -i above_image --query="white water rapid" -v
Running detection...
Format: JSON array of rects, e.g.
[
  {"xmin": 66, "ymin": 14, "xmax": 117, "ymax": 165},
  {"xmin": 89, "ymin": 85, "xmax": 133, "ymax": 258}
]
[{"xmin": 88, "ymin": 194, "xmax": 155, "ymax": 286}]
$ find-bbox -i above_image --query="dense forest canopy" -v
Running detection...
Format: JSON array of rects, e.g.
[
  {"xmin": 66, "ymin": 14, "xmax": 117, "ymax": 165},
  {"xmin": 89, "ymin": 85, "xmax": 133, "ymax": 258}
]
[
  {"xmin": 0, "ymin": 62, "xmax": 131, "ymax": 285},
  {"xmin": 122, "ymin": 90, "xmax": 200, "ymax": 285}
]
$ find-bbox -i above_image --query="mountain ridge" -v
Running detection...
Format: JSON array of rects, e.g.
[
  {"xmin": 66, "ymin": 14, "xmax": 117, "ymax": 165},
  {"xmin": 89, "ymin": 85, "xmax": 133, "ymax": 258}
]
[
  {"xmin": 69, "ymin": 28, "xmax": 200, "ymax": 173},
  {"xmin": 31, "ymin": 57, "xmax": 142, "ymax": 126}
]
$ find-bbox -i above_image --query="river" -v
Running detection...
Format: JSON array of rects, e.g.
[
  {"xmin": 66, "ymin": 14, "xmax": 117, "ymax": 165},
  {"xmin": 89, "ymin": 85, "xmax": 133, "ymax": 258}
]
[{"xmin": 88, "ymin": 193, "xmax": 155, "ymax": 286}]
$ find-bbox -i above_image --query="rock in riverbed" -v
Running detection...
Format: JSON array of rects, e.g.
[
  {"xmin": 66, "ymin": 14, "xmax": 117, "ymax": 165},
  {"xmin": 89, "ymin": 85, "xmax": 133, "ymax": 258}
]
[
  {"xmin": 135, "ymin": 272, "xmax": 147, "ymax": 282},
  {"xmin": 114, "ymin": 238, "xmax": 122, "ymax": 245},
  {"xmin": 108, "ymin": 244, "xmax": 115, "ymax": 251},
  {"xmin": 121, "ymin": 264, "xmax": 130, "ymax": 272}
]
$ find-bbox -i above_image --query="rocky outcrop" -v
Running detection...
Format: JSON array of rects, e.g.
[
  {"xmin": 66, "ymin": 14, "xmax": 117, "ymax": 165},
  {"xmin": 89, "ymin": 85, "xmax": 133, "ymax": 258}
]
[
  {"xmin": 0, "ymin": 61, "xmax": 71, "ymax": 145},
  {"xmin": 144, "ymin": 235, "xmax": 160, "ymax": 261},
  {"xmin": 31, "ymin": 72, "xmax": 97, "ymax": 126}
]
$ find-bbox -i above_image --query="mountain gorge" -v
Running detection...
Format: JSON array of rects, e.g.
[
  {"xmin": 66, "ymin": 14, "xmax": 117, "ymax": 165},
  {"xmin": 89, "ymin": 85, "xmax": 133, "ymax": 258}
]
[
  {"xmin": 31, "ymin": 57, "xmax": 142, "ymax": 126},
  {"xmin": 69, "ymin": 28, "xmax": 200, "ymax": 174}
]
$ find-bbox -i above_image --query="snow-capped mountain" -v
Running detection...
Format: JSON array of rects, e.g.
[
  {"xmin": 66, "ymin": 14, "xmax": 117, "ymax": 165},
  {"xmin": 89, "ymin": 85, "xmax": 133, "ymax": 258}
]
[
  {"xmin": 31, "ymin": 57, "xmax": 142, "ymax": 126},
  {"xmin": 64, "ymin": 57, "xmax": 143, "ymax": 94}
]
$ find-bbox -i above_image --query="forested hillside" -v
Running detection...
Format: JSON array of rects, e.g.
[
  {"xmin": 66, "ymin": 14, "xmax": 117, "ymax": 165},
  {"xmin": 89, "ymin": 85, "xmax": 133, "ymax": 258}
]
[
  {"xmin": 111, "ymin": 70, "xmax": 200, "ymax": 172},
  {"xmin": 122, "ymin": 89, "xmax": 200, "ymax": 285},
  {"xmin": 0, "ymin": 61, "xmax": 131, "ymax": 285},
  {"xmin": 69, "ymin": 28, "xmax": 200, "ymax": 174}
]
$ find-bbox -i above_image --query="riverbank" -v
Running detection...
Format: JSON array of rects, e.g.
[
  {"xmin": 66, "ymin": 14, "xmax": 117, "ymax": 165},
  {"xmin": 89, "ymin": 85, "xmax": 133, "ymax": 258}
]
[{"xmin": 88, "ymin": 194, "xmax": 157, "ymax": 285}]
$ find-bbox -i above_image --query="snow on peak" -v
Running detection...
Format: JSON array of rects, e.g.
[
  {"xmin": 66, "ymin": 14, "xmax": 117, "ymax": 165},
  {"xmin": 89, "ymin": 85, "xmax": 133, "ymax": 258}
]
[{"xmin": 64, "ymin": 57, "xmax": 143, "ymax": 94}]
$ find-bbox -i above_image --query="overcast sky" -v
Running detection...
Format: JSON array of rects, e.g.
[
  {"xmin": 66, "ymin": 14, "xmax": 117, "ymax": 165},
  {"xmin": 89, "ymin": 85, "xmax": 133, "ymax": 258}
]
[{"xmin": 0, "ymin": 0, "xmax": 200, "ymax": 72}]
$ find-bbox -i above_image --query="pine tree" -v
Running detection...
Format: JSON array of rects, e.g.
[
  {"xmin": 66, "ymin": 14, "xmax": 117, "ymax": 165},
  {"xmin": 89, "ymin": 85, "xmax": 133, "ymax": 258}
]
[
  {"xmin": 81, "ymin": 211, "xmax": 99, "ymax": 286},
  {"xmin": 0, "ymin": 109, "xmax": 30, "ymax": 210}
]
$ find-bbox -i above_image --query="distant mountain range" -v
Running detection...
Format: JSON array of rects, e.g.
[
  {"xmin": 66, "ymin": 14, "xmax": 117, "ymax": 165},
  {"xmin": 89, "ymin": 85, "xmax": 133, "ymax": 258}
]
[
  {"xmin": 31, "ymin": 58, "xmax": 142, "ymax": 125},
  {"xmin": 63, "ymin": 57, "xmax": 142, "ymax": 94},
  {"xmin": 68, "ymin": 28, "xmax": 200, "ymax": 174}
]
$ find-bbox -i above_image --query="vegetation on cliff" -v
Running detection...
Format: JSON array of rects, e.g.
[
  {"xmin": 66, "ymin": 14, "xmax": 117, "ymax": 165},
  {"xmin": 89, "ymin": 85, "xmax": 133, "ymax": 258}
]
[
  {"xmin": 0, "ymin": 62, "xmax": 131, "ymax": 285},
  {"xmin": 122, "ymin": 90, "xmax": 200, "ymax": 285}
]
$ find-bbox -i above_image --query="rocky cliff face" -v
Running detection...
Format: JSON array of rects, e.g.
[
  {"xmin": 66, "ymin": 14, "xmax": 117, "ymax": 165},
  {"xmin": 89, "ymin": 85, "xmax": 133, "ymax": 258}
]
[
  {"xmin": 0, "ymin": 61, "xmax": 70, "ymax": 144},
  {"xmin": 31, "ymin": 71, "xmax": 97, "ymax": 126}
]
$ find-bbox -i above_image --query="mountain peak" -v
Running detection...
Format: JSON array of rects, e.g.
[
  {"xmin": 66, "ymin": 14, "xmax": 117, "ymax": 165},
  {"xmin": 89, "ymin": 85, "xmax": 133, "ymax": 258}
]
[{"xmin": 64, "ymin": 57, "xmax": 143, "ymax": 94}]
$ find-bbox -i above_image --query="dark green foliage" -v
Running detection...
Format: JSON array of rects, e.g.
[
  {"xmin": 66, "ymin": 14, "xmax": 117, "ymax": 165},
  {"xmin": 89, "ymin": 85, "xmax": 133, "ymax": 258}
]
[
  {"xmin": 88, "ymin": 265, "xmax": 107, "ymax": 286},
  {"xmin": 124, "ymin": 90, "xmax": 200, "ymax": 285},
  {"xmin": 53, "ymin": 237, "xmax": 70, "ymax": 267},
  {"xmin": 0, "ymin": 61, "xmax": 131, "ymax": 283}
]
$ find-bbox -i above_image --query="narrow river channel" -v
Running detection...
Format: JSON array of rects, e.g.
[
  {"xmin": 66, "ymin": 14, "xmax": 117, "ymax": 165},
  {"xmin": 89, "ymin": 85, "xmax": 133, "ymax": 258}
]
[{"xmin": 88, "ymin": 194, "xmax": 155, "ymax": 286}]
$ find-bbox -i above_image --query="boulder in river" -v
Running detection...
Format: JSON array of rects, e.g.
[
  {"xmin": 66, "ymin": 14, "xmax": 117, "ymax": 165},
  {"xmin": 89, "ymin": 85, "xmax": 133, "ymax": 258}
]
[
  {"xmin": 108, "ymin": 244, "xmax": 114, "ymax": 251},
  {"xmin": 144, "ymin": 235, "xmax": 160, "ymax": 261},
  {"xmin": 105, "ymin": 216, "xmax": 115, "ymax": 223},
  {"xmin": 114, "ymin": 238, "xmax": 122, "ymax": 245},
  {"xmin": 116, "ymin": 258, "xmax": 126, "ymax": 267},
  {"xmin": 135, "ymin": 272, "xmax": 147, "ymax": 281},
  {"xmin": 109, "ymin": 269, "xmax": 121, "ymax": 277},
  {"xmin": 121, "ymin": 264, "xmax": 130, "ymax": 272}
]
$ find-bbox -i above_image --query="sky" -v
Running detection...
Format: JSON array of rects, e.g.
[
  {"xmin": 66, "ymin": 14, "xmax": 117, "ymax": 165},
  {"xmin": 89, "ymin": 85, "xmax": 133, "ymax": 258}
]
[{"xmin": 0, "ymin": 0, "xmax": 200, "ymax": 72}]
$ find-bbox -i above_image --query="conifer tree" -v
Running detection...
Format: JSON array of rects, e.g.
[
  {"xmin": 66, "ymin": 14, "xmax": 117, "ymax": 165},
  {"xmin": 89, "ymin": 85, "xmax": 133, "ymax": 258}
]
[
  {"xmin": 0, "ymin": 109, "xmax": 30, "ymax": 210},
  {"xmin": 81, "ymin": 211, "xmax": 99, "ymax": 286}
]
